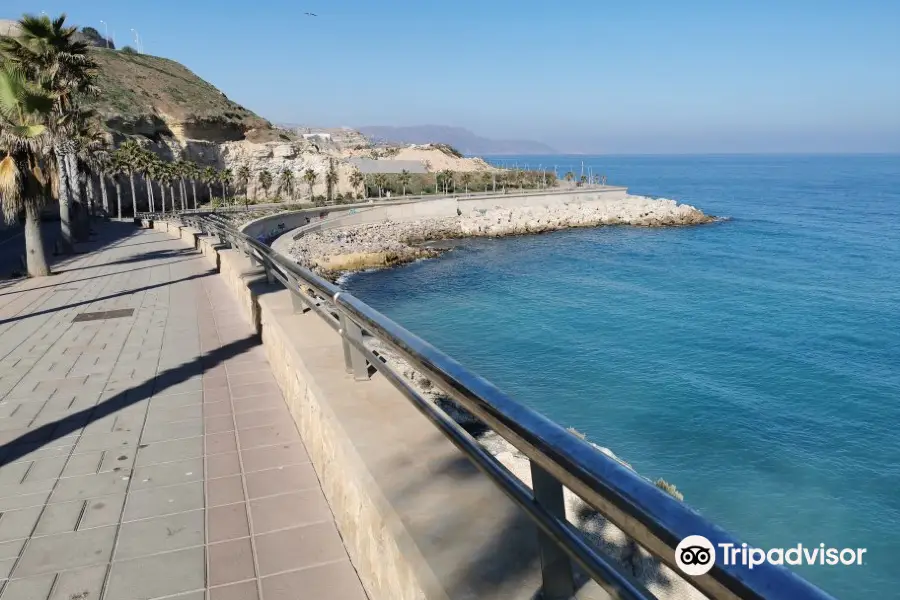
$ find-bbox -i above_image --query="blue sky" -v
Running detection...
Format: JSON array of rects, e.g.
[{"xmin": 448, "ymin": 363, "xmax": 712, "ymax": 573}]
[{"xmin": 7, "ymin": 0, "xmax": 900, "ymax": 153}]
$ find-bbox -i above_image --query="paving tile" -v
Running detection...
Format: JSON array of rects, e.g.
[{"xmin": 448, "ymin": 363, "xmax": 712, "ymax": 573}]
[
  {"xmin": 0, "ymin": 478, "xmax": 56, "ymax": 500},
  {"xmin": 0, "ymin": 556, "xmax": 16, "ymax": 579},
  {"xmin": 206, "ymin": 452, "xmax": 241, "ymax": 480},
  {"xmin": 131, "ymin": 457, "xmax": 204, "ymax": 490},
  {"xmin": 203, "ymin": 400, "xmax": 233, "ymax": 418},
  {"xmin": 14, "ymin": 524, "xmax": 116, "ymax": 577},
  {"xmin": 231, "ymin": 394, "xmax": 286, "ymax": 415},
  {"xmin": 229, "ymin": 382, "xmax": 281, "ymax": 400},
  {"xmin": 250, "ymin": 489, "xmax": 332, "ymax": 534},
  {"xmin": 2, "ymin": 564, "xmax": 108, "ymax": 600},
  {"xmin": 135, "ymin": 436, "xmax": 204, "ymax": 467},
  {"xmin": 207, "ymin": 475, "xmax": 245, "ymax": 508},
  {"xmin": 208, "ymin": 503, "xmax": 250, "ymax": 543},
  {"xmin": 49, "ymin": 470, "xmax": 131, "ymax": 503},
  {"xmin": 202, "ymin": 388, "xmax": 232, "ymax": 404},
  {"xmin": 204, "ymin": 415, "xmax": 236, "ymax": 435},
  {"xmin": 61, "ymin": 451, "xmax": 104, "ymax": 477},
  {"xmin": 75, "ymin": 431, "xmax": 140, "ymax": 454},
  {"xmin": 105, "ymin": 546, "xmax": 205, "ymax": 600},
  {"xmin": 240, "ymin": 443, "xmax": 310, "ymax": 474},
  {"xmin": 208, "ymin": 580, "xmax": 260, "ymax": 600},
  {"xmin": 208, "ymin": 537, "xmax": 256, "ymax": 587},
  {"xmin": 261, "ymin": 560, "xmax": 367, "ymax": 600},
  {"xmin": 0, "ymin": 538, "xmax": 26, "ymax": 560},
  {"xmin": 227, "ymin": 371, "xmax": 276, "ymax": 387},
  {"xmin": 244, "ymin": 464, "xmax": 321, "ymax": 501},
  {"xmin": 123, "ymin": 481, "xmax": 204, "ymax": 521},
  {"xmin": 206, "ymin": 431, "xmax": 237, "ymax": 455},
  {"xmin": 255, "ymin": 522, "xmax": 349, "ymax": 577},
  {"xmin": 145, "ymin": 403, "xmax": 203, "ymax": 424},
  {"xmin": 236, "ymin": 423, "xmax": 300, "ymax": 451},
  {"xmin": 0, "ymin": 506, "xmax": 42, "ymax": 542},
  {"xmin": 234, "ymin": 408, "xmax": 289, "ymax": 431},
  {"xmin": 0, "ymin": 491, "xmax": 50, "ymax": 512},
  {"xmin": 148, "ymin": 391, "xmax": 203, "ymax": 408},
  {"xmin": 141, "ymin": 418, "xmax": 203, "ymax": 443},
  {"xmin": 115, "ymin": 510, "xmax": 205, "ymax": 560}
]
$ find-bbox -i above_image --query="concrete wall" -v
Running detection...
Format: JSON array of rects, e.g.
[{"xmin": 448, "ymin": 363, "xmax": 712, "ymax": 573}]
[
  {"xmin": 148, "ymin": 219, "xmax": 609, "ymax": 600},
  {"xmin": 248, "ymin": 186, "xmax": 630, "ymax": 253}
]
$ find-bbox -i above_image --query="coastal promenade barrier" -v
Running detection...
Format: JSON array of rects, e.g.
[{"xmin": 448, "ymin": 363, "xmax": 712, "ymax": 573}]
[{"xmin": 140, "ymin": 213, "xmax": 836, "ymax": 600}]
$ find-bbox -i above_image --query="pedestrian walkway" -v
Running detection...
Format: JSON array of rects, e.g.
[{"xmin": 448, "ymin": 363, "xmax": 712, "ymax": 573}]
[{"xmin": 0, "ymin": 222, "xmax": 367, "ymax": 600}]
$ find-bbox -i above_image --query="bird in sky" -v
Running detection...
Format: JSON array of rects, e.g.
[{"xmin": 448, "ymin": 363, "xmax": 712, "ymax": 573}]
[{"xmin": 304, "ymin": 12, "xmax": 317, "ymax": 17}]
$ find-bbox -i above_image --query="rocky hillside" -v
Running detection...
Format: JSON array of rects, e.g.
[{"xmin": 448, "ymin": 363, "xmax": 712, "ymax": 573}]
[{"xmin": 89, "ymin": 48, "xmax": 285, "ymax": 144}]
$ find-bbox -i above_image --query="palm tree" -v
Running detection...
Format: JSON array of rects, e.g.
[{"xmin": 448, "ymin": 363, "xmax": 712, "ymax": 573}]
[
  {"xmin": 184, "ymin": 161, "xmax": 199, "ymax": 209},
  {"xmin": 303, "ymin": 168, "xmax": 317, "ymax": 200},
  {"xmin": 564, "ymin": 171, "xmax": 575, "ymax": 183},
  {"xmin": 439, "ymin": 170, "xmax": 454, "ymax": 194},
  {"xmin": 278, "ymin": 167, "xmax": 294, "ymax": 201},
  {"xmin": 174, "ymin": 159, "xmax": 189, "ymax": 211},
  {"xmin": 93, "ymin": 149, "xmax": 111, "ymax": 215},
  {"xmin": 372, "ymin": 173, "xmax": 387, "ymax": 199},
  {"xmin": 2, "ymin": 14, "xmax": 98, "ymax": 253},
  {"xmin": 325, "ymin": 159, "xmax": 338, "ymax": 203},
  {"xmin": 236, "ymin": 163, "xmax": 251, "ymax": 199},
  {"xmin": 115, "ymin": 140, "xmax": 141, "ymax": 216},
  {"xmin": 201, "ymin": 166, "xmax": 217, "ymax": 205},
  {"xmin": 459, "ymin": 172, "xmax": 472, "ymax": 194},
  {"xmin": 220, "ymin": 168, "xmax": 233, "ymax": 204},
  {"xmin": 579, "ymin": 174, "xmax": 587, "ymax": 186},
  {"xmin": 0, "ymin": 65, "xmax": 54, "ymax": 277},
  {"xmin": 110, "ymin": 150, "xmax": 127, "ymax": 218},
  {"xmin": 349, "ymin": 169, "xmax": 364, "ymax": 199},
  {"xmin": 258, "ymin": 169, "xmax": 273, "ymax": 199},
  {"xmin": 135, "ymin": 147, "xmax": 156, "ymax": 213},
  {"xmin": 398, "ymin": 169, "xmax": 411, "ymax": 196}
]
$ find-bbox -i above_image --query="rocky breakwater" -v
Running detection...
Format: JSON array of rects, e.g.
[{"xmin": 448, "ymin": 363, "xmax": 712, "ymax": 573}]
[{"xmin": 289, "ymin": 195, "xmax": 716, "ymax": 278}]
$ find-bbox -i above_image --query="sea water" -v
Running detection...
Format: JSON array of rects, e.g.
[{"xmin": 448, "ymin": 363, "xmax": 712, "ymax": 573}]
[{"xmin": 342, "ymin": 154, "xmax": 900, "ymax": 599}]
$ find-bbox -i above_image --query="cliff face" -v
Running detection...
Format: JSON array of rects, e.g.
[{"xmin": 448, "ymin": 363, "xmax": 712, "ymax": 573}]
[
  {"xmin": 89, "ymin": 49, "xmax": 282, "ymax": 145},
  {"xmin": 80, "ymin": 47, "xmax": 495, "ymax": 202}
]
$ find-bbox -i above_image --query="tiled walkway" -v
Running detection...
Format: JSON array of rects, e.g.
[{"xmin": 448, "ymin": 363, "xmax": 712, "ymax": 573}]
[{"xmin": 0, "ymin": 223, "xmax": 367, "ymax": 600}]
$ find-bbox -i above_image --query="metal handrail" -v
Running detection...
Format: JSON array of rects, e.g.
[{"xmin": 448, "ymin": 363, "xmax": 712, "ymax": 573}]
[{"xmin": 148, "ymin": 213, "xmax": 837, "ymax": 600}]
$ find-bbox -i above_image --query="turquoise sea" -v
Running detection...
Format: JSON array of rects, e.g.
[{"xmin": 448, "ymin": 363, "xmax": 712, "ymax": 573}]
[{"xmin": 342, "ymin": 155, "xmax": 900, "ymax": 599}]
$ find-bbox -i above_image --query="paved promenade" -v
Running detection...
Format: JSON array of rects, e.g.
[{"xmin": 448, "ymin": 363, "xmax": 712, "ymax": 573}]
[{"xmin": 0, "ymin": 223, "xmax": 367, "ymax": 600}]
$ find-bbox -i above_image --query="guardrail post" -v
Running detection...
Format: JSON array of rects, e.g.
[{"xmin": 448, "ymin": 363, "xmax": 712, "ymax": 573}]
[
  {"xmin": 530, "ymin": 462, "xmax": 575, "ymax": 599},
  {"xmin": 339, "ymin": 314, "xmax": 369, "ymax": 381}
]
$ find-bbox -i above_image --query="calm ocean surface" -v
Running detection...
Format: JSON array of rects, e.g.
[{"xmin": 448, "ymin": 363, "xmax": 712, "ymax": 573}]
[{"xmin": 342, "ymin": 155, "xmax": 900, "ymax": 599}]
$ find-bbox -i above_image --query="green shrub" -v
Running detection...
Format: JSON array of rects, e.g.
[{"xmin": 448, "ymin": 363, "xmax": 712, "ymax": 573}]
[{"xmin": 121, "ymin": 45, "xmax": 138, "ymax": 54}]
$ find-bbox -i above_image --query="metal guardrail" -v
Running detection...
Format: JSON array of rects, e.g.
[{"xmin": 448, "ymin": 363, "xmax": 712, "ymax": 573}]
[{"xmin": 146, "ymin": 212, "xmax": 836, "ymax": 600}]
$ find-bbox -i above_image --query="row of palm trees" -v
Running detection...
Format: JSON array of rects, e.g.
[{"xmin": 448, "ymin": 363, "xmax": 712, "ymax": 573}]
[{"xmin": 0, "ymin": 13, "xmax": 103, "ymax": 277}]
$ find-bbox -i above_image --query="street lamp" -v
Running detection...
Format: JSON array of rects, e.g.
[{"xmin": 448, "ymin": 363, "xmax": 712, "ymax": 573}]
[
  {"xmin": 131, "ymin": 29, "xmax": 142, "ymax": 53},
  {"xmin": 100, "ymin": 20, "xmax": 110, "ymax": 48}
]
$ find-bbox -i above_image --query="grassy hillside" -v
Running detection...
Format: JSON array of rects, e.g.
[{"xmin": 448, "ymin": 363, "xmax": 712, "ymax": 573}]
[{"xmin": 89, "ymin": 48, "xmax": 287, "ymax": 143}]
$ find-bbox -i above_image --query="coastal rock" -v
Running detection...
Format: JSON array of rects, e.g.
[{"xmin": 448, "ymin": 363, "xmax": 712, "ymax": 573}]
[{"xmin": 290, "ymin": 195, "xmax": 717, "ymax": 277}]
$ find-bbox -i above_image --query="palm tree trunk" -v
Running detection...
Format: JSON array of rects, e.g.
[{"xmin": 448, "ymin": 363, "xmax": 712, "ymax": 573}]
[
  {"xmin": 24, "ymin": 202, "xmax": 50, "ymax": 277},
  {"xmin": 145, "ymin": 175, "xmax": 154, "ymax": 212},
  {"xmin": 169, "ymin": 185, "xmax": 176, "ymax": 210},
  {"xmin": 86, "ymin": 175, "xmax": 95, "ymax": 216},
  {"xmin": 191, "ymin": 180, "xmax": 197, "ymax": 209},
  {"xmin": 115, "ymin": 179, "xmax": 123, "ymax": 219},
  {"xmin": 53, "ymin": 144, "xmax": 73, "ymax": 254},
  {"xmin": 179, "ymin": 178, "xmax": 186, "ymax": 210},
  {"xmin": 100, "ymin": 172, "xmax": 109, "ymax": 215},
  {"xmin": 129, "ymin": 172, "xmax": 137, "ymax": 216},
  {"xmin": 222, "ymin": 182, "xmax": 227, "ymax": 204},
  {"xmin": 160, "ymin": 183, "xmax": 167, "ymax": 214},
  {"xmin": 207, "ymin": 184, "xmax": 213, "ymax": 204}
]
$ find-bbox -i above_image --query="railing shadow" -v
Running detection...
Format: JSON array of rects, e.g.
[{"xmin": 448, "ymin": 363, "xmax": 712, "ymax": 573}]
[{"xmin": 0, "ymin": 333, "xmax": 260, "ymax": 467}]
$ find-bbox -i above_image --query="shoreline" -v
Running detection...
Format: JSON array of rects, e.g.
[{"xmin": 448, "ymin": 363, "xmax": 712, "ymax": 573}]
[{"xmin": 289, "ymin": 194, "xmax": 719, "ymax": 279}]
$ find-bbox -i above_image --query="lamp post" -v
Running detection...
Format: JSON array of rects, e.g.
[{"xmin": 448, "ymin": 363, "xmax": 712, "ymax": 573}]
[
  {"xmin": 131, "ymin": 29, "xmax": 142, "ymax": 53},
  {"xmin": 100, "ymin": 20, "xmax": 110, "ymax": 48}
]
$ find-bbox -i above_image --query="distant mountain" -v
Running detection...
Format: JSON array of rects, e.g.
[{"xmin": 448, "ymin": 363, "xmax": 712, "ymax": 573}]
[{"xmin": 357, "ymin": 125, "xmax": 556, "ymax": 155}]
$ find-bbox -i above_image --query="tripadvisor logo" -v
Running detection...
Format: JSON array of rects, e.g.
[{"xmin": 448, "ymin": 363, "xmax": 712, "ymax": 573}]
[{"xmin": 675, "ymin": 535, "xmax": 867, "ymax": 576}]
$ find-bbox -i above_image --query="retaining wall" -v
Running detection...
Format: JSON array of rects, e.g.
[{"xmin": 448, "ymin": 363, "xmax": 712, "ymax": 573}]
[{"xmin": 147, "ymin": 219, "xmax": 611, "ymax": 600}]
